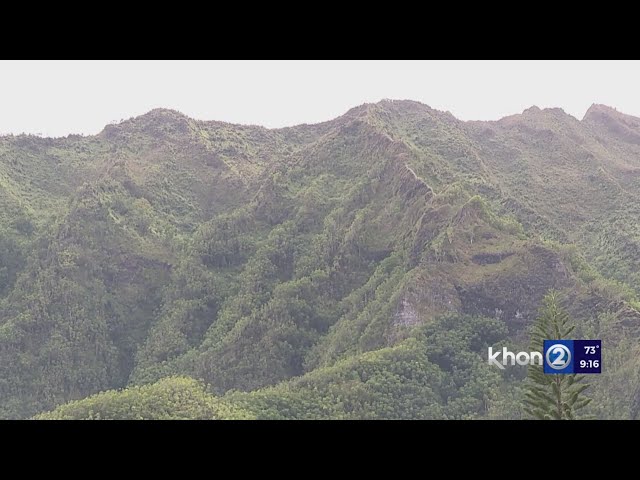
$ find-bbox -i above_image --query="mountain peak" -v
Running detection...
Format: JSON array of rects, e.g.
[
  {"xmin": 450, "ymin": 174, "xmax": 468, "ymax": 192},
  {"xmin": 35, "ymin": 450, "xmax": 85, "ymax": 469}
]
[
  {"xmin": 580, "ymin": 103, "xmax": 640, "ymax": 125},
  {"xmin": 136, "ymin": 108, "xmax": 189, "ymax": 123},
  {"xmin": 523, "ymin": 105, "xmax": 542, "ymax": 114},
  {"xmin": 582, "ymin": 103, "xmax": 620, "ymax": 121},
  {"xmin": 100, "ymin": 108, "xmax": 191, "ymax": 140},
  {"xmin": 522, "ymin": 105, "xmax": 571, "ymax": 118},
  {"xmin": 495, "ymin": 105, "xmax": 576, "ymax": 129},
  {"xmin": 582, "ymin": 103, "xmax": 640, "ymax": 144}
]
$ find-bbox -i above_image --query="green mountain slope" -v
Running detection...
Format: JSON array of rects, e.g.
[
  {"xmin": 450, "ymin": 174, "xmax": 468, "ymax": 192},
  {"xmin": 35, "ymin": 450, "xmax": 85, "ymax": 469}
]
[{"xmin": 2, "ymin": 100, "xmax": 640, "ymax": 419}]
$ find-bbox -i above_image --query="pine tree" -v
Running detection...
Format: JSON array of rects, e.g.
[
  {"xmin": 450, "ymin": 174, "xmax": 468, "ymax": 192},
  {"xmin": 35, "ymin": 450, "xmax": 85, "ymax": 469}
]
[{"xmin": 523, "ymin": 291, "xmax": 592, "ymax": 420}]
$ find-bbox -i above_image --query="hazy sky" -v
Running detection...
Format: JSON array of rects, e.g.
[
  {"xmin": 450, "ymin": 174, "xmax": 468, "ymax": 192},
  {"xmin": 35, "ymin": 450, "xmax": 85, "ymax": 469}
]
[{"xmin": 1, "ymin": 60, "xmax": 640, "ymax": 137}]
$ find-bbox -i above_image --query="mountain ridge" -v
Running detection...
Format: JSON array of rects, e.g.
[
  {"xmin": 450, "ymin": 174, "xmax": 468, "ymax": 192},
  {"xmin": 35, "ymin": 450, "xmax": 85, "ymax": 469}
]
[
  {"xmin": 1, "ymin": 99, "xmax": 640, "ymax": 419},
  {"xmin": 5, "ymin": 100, "xmax": 635, "ymax": 141}
]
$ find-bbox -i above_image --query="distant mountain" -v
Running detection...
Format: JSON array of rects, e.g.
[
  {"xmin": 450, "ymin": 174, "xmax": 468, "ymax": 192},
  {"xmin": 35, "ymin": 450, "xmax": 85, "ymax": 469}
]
[{"xmin": 1, "ymin": 100, "xmax": 639, "ymax": 419}]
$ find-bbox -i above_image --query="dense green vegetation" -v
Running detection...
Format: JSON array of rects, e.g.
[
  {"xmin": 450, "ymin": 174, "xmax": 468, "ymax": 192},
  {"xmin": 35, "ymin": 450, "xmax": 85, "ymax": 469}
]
[
  {"xmin": 1, "ymin": 101, "xmax": 639, "ymax": 419},
  {"xmin": 524, "ymin": 291, "xmax": 592, "ymax": 420},
  {"xmin": 36, "ymin": 376, "xmax": 253, "ymax": 420}
]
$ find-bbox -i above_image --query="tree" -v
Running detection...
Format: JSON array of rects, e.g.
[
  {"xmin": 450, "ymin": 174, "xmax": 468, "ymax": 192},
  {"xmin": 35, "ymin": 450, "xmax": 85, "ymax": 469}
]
[{"xmin": 524, "ymin": 291, "xmax": 592, "ymax": 420}]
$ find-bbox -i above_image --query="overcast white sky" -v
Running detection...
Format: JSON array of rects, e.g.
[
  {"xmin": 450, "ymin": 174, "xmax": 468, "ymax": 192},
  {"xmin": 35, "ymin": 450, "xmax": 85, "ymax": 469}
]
[{"xmin": 1, "ymin": 60, "xmax": 639, "ymax": 137}]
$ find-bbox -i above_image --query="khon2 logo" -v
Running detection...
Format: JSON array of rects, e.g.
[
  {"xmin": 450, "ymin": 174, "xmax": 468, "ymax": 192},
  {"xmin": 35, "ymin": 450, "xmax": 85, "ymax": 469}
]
[
  {"xmin": 543, "ymin": 340, "xmax": 573, "ymax": 373},
  {"xmin": 488, "ymin": 340, "xmax": 601, "ymax": 374}
]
